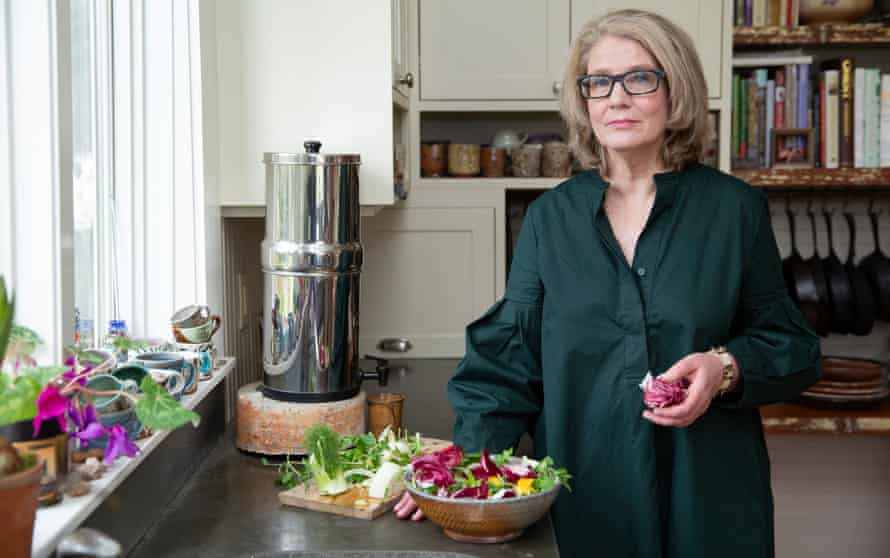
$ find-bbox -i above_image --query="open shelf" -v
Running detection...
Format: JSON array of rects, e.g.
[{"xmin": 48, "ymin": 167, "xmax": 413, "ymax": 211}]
[
  {"xmin": 761, "ymin": 398, "xmax": 890, "ymax": 434},
  {"xmin": 734, "ymin": 23, "xmax": 890, "ymax": 47},
  {"xmin": 733, "ymin": 167, "xmax": 890, "ymax": 188}
]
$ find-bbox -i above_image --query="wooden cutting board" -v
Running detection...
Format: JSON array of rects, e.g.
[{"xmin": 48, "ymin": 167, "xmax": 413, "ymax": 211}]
[{"xmin": 278, "ymin": 437, "xmax": 452, "ymax": 520}]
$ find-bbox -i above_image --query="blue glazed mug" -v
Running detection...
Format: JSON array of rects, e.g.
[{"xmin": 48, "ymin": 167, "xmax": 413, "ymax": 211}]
[
  {"xmin": 81, "ymin": 374, "xmax": 139, "ymax": 411},
  {"xmin": 132, "ymin": 351, "xmax": 196, "ymax": 395}
]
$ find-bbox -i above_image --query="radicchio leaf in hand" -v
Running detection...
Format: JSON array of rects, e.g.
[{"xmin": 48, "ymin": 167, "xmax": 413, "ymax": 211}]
[{"xmin": 639, "ymin": 371, "xmax": 689, "ymax": 409}]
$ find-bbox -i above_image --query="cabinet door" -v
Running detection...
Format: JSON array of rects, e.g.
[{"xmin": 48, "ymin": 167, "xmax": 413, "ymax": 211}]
[
  {"xmin": 419, "ymin": 0, "xmax": 570, "ymax": 100},
  {"xmin": 571, "ymin": 0, "xmax": 723, "ymax": 99},
  {"xmin": 391, "ymin": 0, "xmax": 411, "ymax": 97},
  {"xmin": 214, "ymin": 0, "xmax": 398, "ymax": 207},
  {"xmin": 360, "ymin": 207, "xmax": 496, "ymax": 358}
]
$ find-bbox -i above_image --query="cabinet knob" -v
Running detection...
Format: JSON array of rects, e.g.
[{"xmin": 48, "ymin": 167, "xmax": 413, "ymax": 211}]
[
  {"xmin": 552, "ymin": 81, "xmax": 562, "ymax": 95},
  {"xmin": 397, "ymin": 72, "xmax": 414, "ymax": 88}
]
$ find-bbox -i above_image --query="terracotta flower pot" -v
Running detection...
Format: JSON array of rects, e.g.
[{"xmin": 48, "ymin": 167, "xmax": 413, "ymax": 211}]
[
  {"xmin": 0, "ymin": 418, "xmax": 69, "ymax": 506},
  {"xmin": 0, "ymin": 457, "xmax": 44, "ymax": 558}
]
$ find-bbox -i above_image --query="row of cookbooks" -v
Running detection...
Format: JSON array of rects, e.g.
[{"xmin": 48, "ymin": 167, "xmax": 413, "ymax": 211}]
[
  {"xmin": 731, "ymin": 51, "xmax": 890, "ymax": 169},
  {"xmin": 734, "ymin": 0, "xmax": 800, "ymax": 28}
]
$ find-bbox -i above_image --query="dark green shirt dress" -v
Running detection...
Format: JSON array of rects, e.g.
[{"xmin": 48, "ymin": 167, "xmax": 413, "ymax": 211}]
[{"xmin": 447, "ymin": 163, "xmax": 821, "ymax": 558}]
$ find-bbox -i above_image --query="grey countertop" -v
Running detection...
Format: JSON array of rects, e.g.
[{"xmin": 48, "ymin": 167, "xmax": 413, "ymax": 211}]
[{"xmin": 128, "ymin": 359, "xmax": 558, "ymax": 558}]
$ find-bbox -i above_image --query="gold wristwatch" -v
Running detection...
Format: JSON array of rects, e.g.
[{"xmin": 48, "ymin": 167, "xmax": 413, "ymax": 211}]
[{"xmin": 710, "ymin": 346, "xmax": 737, "ymax": 396}]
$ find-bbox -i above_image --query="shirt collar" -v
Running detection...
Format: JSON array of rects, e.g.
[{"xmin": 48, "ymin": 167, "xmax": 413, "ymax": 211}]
[{"xmin": 585, "ymin": 167, "xmax": 684, "ymax": 219}]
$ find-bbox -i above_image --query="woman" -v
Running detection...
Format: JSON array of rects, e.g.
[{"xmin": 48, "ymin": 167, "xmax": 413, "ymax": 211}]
[{"xmin": 395, "ymin": 9, "xmax": 820, "ymax": 557}]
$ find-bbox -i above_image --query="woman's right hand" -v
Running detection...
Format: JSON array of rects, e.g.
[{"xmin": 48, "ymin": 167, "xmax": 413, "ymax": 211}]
[{"xmin": 393, "ymin": 492, "xmax": 425, "ymax": 521}]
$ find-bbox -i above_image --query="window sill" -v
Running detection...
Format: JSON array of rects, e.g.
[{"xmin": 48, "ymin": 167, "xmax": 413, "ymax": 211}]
[{"xmin": 31, "ymin": 358, "xmax": 236, "ymax": 558}]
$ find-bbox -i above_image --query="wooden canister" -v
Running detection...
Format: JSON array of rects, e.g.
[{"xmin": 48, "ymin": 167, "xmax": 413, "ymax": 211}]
[
  {"xmin": 447, "ymin": 144, "xmax": 481, "ymax": 177},
  {"xmin": 480, "ymin": 146, "xmax": 507, "ymax": 177},
  {"xmin": 421, "ymin": 141, "xmax": 449, "ymax": 177}
]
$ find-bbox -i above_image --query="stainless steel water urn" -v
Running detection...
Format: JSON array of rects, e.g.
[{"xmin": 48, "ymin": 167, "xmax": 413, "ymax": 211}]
[{"xmin": 261, "ymin": 141, "xmax": 385, "ymax": 402}]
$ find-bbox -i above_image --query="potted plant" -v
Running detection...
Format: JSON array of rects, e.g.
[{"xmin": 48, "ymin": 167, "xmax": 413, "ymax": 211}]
[
  {"xmin": 0, "ymin": 436, "xmax": 43, "ymax": 558},
  {"xmin": 0, "ymin": 273, "xmax": 201, "ymax": 515}
]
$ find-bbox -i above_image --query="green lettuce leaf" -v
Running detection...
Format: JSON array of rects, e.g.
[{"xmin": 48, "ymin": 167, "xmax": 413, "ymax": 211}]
[{"xmin": 135, "ymin": 376, "xmax": 200, "ymax": 430}]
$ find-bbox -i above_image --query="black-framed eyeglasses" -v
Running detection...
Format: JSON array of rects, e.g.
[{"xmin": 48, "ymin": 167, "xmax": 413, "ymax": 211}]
[{"xmin": 576, "ymin": 69, "xmax": 666, "ymax": 99}]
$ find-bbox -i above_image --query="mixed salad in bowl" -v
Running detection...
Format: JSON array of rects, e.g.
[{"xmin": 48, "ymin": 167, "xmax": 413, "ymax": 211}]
[{"xmin": 407, "ymin": 445, "xmax": 571, "ymax": 500}]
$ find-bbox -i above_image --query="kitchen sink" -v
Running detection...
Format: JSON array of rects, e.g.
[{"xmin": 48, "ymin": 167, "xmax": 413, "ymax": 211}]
[{"xmin": 249, "ymin": 553, "xmax": 478, "ymax": 558}]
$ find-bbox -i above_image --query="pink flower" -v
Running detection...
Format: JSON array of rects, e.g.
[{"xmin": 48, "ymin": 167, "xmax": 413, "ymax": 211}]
[
  {"xmin": 69, "ymin": 402, "xmax": 106, "ymax": 448},
  {"xmin": 63, "ymin": 356, "xmax": 90, "ymax": 386},
  {"xmin": 103, "ymin": 425, "xmax": 139, "ymax": 464},
  {"xmin": 639, "ymin": 372, "xmax": 689, "ymax": 409},
  {"xmin": 32, "ymin": 385, "xmax": 68, "ymax": 438}
]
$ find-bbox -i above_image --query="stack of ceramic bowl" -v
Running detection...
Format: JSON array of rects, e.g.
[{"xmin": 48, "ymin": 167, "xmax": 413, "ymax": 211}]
[
  {"xmin": 170, "ymin": 304, "xmax": 221, "ymax": 378},
  {"xmin": 800, "ymin": 356, "xmax": 889, "ymax": 406}
]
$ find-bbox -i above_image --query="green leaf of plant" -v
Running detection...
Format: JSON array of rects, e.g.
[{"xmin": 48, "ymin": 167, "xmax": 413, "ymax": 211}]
[
  {"xmin": 0, "ymin": 276, "xmax": 15, "ymax": 369},
  {"xmin": 18, "ymin": 366, "xmax": 68, "ymax": 388},
  {"xmin": 63, "ymin": 345, "xmax": 103, "ymax": 364},
  {"xmin": 0, "ymin": 375, "xmax": 42, "ymax": 427},
  {"xmin": 134, "ymin": 376, "xmax": 200, "ymax": 431}
]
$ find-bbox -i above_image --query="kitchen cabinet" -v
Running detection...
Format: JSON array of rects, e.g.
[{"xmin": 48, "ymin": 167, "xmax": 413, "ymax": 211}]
[
  {"xmin": 418, "ymin": 0, "xmax": 571, "ymax": 101},
  {"xmin": 214, "ymin": 0, "xmax": 408, "ymax": 207},
  {"xmin": 392, "ymin": 0, "xmax": 412, "ymax": 99},
  {"xmin": 359, "ymin": 205, "xmax": 497, "ymax": 358},
  {"xmin": 570, "ymin": 0, "xmax": 724, "ymax": 99}
]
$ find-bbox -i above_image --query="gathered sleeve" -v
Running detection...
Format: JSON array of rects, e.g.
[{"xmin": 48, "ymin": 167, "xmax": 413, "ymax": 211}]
[
  {"xmin": 447, "ymin": 206, "xmax": 544, "ymax": 452},
  {"xmin": 722, "ymin": 194, "xmax": 822, "ymax": 408}
]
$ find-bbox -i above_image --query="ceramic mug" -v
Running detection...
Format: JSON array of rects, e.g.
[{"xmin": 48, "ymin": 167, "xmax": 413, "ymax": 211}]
[
  {"xmin": 132, "ymin": 352, "xmax": 196, "ymax": 395},
  {"xmin": 146, "ymin": 369, "xmax": 186, "ymax": 399},
  {"xmin": 173, "ymin": 315, "xmax": 221, "ymax": 344},
  {"xmin": 81, "ymin": 374, "xmax": 139, "ymax": 411},
  {"xmin": 170, "ymin": 304, "xmax": 212, "ymax": 328}
]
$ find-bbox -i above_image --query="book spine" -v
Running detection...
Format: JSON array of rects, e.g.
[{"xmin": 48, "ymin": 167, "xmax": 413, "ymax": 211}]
[
  {"xmin": 809, "ymin": 76, "xmax": 825, "ymax": 167},
  {"xmin": 868, "ymin": 69, "xmax": 881, "ymax": 168},
  {"xmin": 733, "ymin": 73, "xmax": 741, "ymax": 158},
  {"xmin": 775, "ymin": 68, "xmax": 786, "ymax": 128},
  {"xmin": 819, "ymin": 76, "xmax": 826, "ymax": 167},
  {"xmin": 753, "ymin": 0, "xmax": 766, "ymax": 26},
  {"xmin": 787, "ymin": 64, "xmax": 797, "ymax": 133},
  {"xmin": 881, "ymin": 74, "xmax": 890, "ymax": 167},
  {"xmin": 798, "ymin": 64, "xmax": 810, "ymax": 130},
  {"xmin": 736, "ymin": 0, "xmax": 746, "ymax": 26},
  {"xmin": 755, "ymin": 69, "xmax": 767, "ymax": 166},
  {"xmin": 780, "ymin": 0, "xmax": 789, "ymax": 27},
  {"xmin": 839, "ymin": 58, "xmax": 854, "ymax": 168},
  {"xmin": 825, "ymin": 70, "xmax": 840, "ymax": 169},
  {"xmin": 741, "ymin": 77, "xmax": 749, "ymax": 159},
  {"xmin": 791, "ymin": 0, "xmax": 799, "ymax": 27},
  {"xmin": 855, "ymin": 67, "xmax": 865, "ymax": 167},
  {"xmin": 768, "ymin": 0, "xmax": 781, "ymax": 26},
  {"xmin": 747, "ymin": 77, "xmax": 760, "ymax": 161},
  {"xmin": 746, "ymin": 0, "xmax": 753, "ymax": 26},
  {"xmin": 766, "ymin": 79, "xmax": 776, "ymax": 167}
]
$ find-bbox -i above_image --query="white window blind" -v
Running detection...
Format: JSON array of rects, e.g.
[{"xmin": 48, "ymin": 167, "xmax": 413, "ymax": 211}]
[{"xmin": 1, "ymin": 0, "xmax": 219, "ymax": 361}]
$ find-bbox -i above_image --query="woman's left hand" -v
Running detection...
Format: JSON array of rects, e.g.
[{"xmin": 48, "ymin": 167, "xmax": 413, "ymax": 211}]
[{"xmin": 642, "ymin": 352, "xmax": 725, "ymax": 427}]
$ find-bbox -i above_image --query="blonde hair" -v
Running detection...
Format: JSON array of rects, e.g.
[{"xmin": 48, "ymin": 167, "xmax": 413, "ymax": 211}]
[{"xmin": 560, "ymin": 9, "xmax": 709, "ymax": 177}]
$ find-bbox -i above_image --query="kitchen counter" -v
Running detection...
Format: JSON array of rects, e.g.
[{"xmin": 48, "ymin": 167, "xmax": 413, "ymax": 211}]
[
  {"xmin": 128, "ymin": 433, "xmax": 559, "ymax": 558},
  {"xmin": 129, "ymin": 360, "xmax": 558, "ymax": 558}
]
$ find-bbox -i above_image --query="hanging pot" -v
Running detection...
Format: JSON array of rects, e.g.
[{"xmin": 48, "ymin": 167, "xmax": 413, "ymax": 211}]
[
  {"xmin": 843, "ymin": 211, "xmax": 876, "ymax": 335},
  {"xmin": 821, "ymin": 209, "xmax": 856, "ymax": 334},
  {"xmin": 858, "ymin": 210, "xmax": 890, "ymax": 321},
  {"xmin": 782, "ymin": 208, "xmax": 824, "ymax": 333}
]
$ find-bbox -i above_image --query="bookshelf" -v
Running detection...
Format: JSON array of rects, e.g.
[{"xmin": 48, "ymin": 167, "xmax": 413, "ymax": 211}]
[
  {"xmin": 733, "ymin": 167, "xmax": 890, "ymax": 188},
  {"xmin": 734, "ymin": 23, "xmax": 890, "ymax": 47},
  {"xmin": 730, "ymin": 9, "xmax": 890, "ymax": 184}
]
